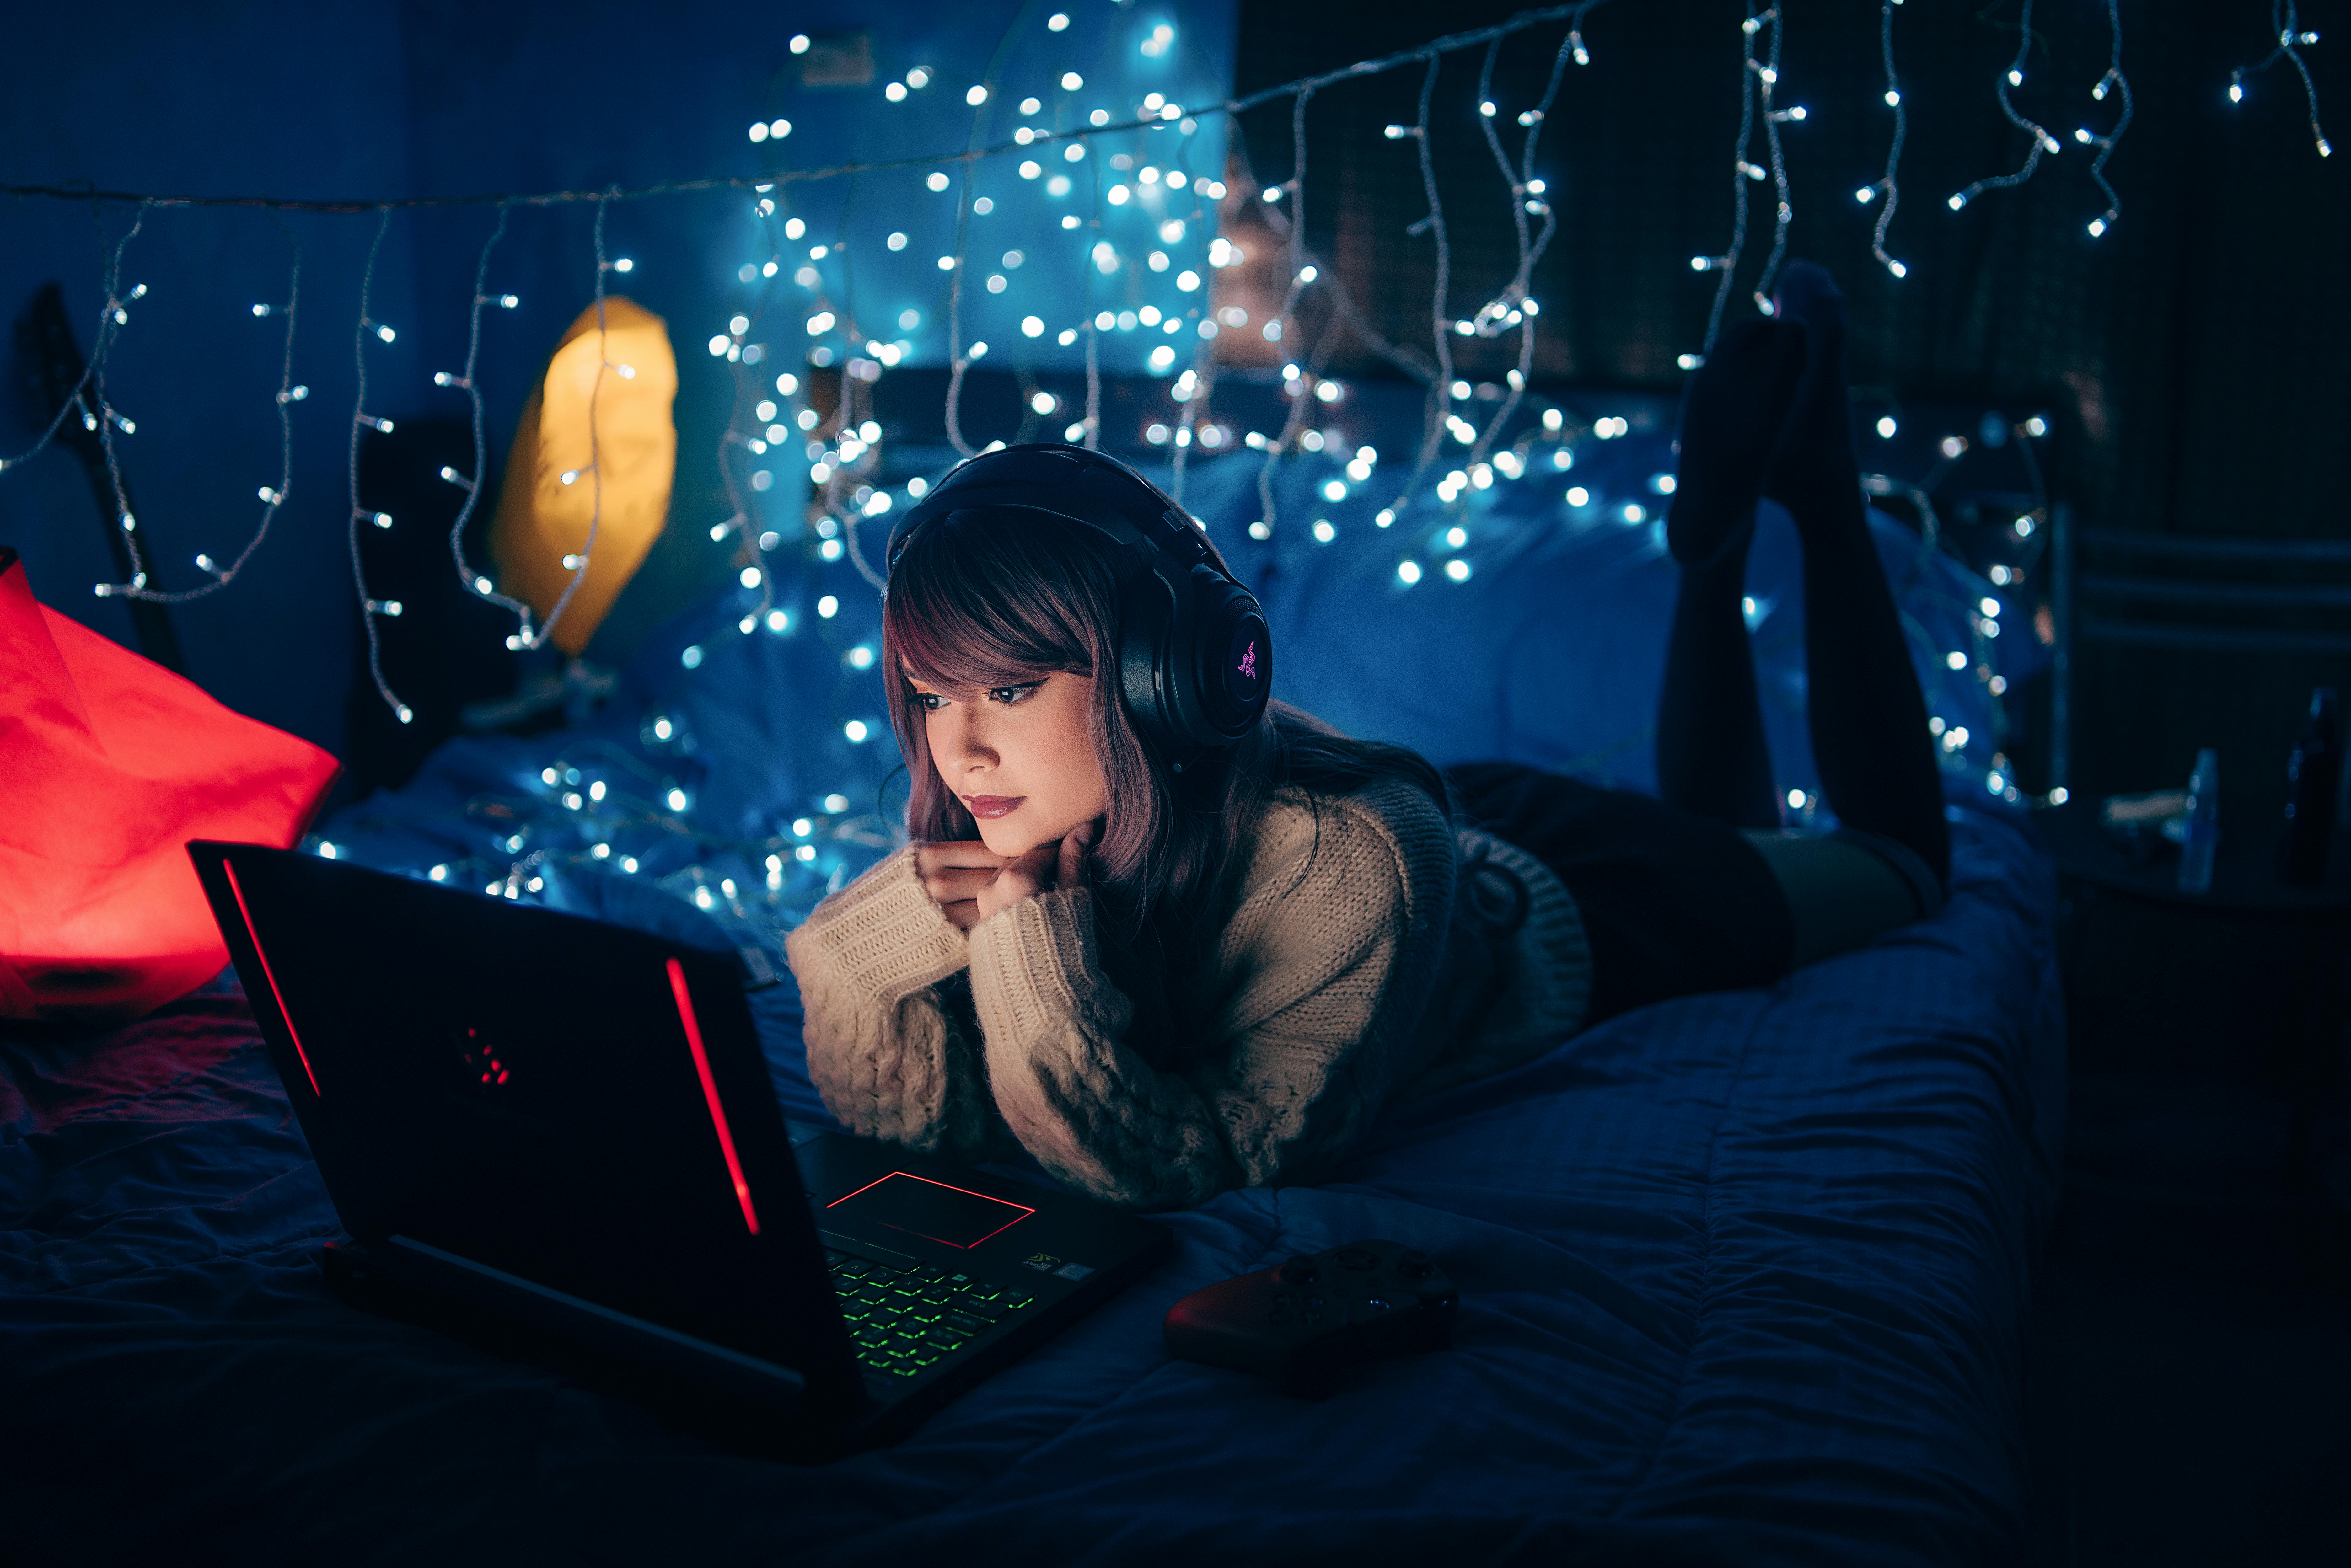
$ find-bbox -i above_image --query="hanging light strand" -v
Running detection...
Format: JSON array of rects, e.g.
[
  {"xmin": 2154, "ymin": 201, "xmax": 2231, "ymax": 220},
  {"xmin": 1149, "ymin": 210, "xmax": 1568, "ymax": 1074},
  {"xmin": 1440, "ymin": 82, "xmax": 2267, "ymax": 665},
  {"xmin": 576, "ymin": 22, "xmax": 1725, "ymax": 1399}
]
[
  {"xmin": 1383, "ymin": 52, "xmax": 1460, "ymax": 527},
  {"xmin": 2079, "ymin": 0, "xmax": 2136, "ymax": 237},
  {"xmin": 437, "ymin": 204, "xmax": 540, "ymax": 640},
  {"xmin": 346, "ymin": 207, "xmax": 413, "ymax": 724},
  {"xmin": 1466, "ymin": 18, "xmax": 1586, "ymax": 469},
  {"xmin": 113, "ymin": 226, "xmax": 303, "ymax": 602},
  {"xmin": 1170, "ymin": 128, "xmax": 1226, "ymax": 505},
  {"xmin": 1860, "ymin": 0, "xmax": 1910, "ymax": 279},
  {"xmin": 1949, "ymin": 0, "xmax": 2065, "ymax": 213},
  {"xmin": 1694, "ymin": 8, "xmax": 1767, "ymax": 353},
  {"xmin": 1254, "ymin": 85, "xmax": 1318, "ymax": 538},
  {"xmin": 941, "ymin": 144, "xmax": 982, "ymax": 459},
  {"xmin": 941, "ymin": 8, "xmax": 1029, "ymax": 459},
  {"xmin": 1747, "ymin": 6, "xmax": 1800, "ymax": 316},
  {"xmin": 4, "ymin": 206, "xmax": 148, "ymax": 482},
  {"xmin": 2229, "ymin": 0, "xmax": 2330, "ymax": 158},
  {"xmin": 526, "ymin": 188, "xmax": 620, "ymax": 654}
]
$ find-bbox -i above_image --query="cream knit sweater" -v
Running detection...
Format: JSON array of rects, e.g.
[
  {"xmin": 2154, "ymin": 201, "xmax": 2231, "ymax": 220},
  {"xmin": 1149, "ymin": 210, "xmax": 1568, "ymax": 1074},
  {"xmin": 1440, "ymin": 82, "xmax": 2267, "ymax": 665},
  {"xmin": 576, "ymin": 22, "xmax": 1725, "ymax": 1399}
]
[{"xmin": 784, "ymin": 776, "xmax": 1591, "ymax": 1209}]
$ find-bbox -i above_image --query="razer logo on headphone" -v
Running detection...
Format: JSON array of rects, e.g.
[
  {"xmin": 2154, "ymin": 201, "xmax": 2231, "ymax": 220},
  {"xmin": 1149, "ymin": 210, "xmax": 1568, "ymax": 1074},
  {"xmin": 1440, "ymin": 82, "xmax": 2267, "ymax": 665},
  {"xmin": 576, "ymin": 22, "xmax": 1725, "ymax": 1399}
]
[{"xmin": 1237, "ymin": 640, "xmax": 1258, "ymax": 681}]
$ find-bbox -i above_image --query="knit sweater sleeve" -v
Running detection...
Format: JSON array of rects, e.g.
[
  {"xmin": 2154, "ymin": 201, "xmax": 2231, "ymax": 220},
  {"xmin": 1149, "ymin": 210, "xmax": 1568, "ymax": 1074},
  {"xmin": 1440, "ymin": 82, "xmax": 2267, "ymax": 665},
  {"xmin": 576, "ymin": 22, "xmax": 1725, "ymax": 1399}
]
[
  {"xmin": 782, "ymin": 844, "xmax": 999, "ymax": 1155},
  {"xmin": 965, "ymin": 784, "xmax": 1452, "ymax": 1209}
]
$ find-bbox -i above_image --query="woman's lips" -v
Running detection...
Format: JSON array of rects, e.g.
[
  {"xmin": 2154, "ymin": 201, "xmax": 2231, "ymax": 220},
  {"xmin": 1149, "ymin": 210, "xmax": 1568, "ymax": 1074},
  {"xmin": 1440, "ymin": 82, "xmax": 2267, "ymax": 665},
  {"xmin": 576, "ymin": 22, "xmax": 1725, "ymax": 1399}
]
[{"xmin": 963, "ymin": 795, "xmax": 1025, "ymax": 821}]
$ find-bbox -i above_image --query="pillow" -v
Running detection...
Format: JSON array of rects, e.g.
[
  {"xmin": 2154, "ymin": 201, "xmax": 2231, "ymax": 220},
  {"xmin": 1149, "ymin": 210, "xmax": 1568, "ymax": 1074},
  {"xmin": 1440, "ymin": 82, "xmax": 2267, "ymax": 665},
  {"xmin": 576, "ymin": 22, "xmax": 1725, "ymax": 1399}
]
[{"xmin": 0, "ymin": 547, "xmax": 341, "ymax": 1023}]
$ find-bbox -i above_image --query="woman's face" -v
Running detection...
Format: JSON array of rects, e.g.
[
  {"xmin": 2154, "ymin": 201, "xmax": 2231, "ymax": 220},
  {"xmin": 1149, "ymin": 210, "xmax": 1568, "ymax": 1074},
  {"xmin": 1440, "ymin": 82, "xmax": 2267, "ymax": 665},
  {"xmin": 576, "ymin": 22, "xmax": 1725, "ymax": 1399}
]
[{"xmin": 909, "ymin": 669, "xmax": 1110, "ymax": 856}]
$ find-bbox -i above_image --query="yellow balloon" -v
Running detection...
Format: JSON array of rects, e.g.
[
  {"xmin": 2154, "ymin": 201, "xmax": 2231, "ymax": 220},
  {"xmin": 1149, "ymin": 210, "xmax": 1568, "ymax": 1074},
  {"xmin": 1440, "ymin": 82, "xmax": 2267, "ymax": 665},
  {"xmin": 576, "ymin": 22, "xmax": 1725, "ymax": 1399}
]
[{"xmin": 491, "ymin": 296, "xmax": 678, "ymax": 655}]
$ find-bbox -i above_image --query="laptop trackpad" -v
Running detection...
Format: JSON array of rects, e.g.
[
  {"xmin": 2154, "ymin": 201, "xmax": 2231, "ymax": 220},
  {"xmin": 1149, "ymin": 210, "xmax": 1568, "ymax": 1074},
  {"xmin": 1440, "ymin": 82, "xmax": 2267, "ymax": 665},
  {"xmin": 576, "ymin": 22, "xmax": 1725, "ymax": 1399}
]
[{"xmin": 826, "ymin": 1171, "xmax": 1036, "ymax": 1251}]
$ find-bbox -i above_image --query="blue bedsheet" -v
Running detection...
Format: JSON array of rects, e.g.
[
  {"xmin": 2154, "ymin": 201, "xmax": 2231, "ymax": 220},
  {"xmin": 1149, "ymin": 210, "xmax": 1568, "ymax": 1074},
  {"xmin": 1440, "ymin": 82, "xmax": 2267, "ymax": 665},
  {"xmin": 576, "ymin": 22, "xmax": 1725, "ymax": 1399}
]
[
  {"xmin": 0, "ymin": 803, "xmax": 2059, "ymax": 1565},
  {"xmin": 3, "ymin": 447, "xmax": 2061, "ymax": 1562}
]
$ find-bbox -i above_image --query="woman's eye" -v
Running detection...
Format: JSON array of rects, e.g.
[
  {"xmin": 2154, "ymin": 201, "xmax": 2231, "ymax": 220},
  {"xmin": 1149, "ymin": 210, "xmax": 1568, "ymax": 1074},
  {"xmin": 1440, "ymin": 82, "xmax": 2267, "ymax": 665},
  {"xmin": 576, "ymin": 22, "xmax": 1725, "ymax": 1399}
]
[
  {"xmin": 988, "ymin": 683, "xmax": 1038, "ymax": 705},
  {"xmin": 913, "ymin": 692, "xmax": 944, "ymax": 712}
]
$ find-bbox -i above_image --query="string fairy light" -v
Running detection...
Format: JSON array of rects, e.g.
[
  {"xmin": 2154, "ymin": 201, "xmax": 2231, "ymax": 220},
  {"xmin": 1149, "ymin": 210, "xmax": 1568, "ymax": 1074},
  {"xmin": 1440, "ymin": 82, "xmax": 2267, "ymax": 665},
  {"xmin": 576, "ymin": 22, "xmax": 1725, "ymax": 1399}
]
[
  {"xmin": 434, "ymin": 202, "xmax": 540, "ymax": 643},
  {"xmin": 0, "ymin": 0, "xmax": 2278, "ymax": 747},
  {"xmin": 2077, "ymin": 0, "xmax": 2135, "ymax": 238},
  {"xmin": 346, "ymin": 207, "xmax": 412, "ymax": 724},
  {"xmin": 1745, "ymin": 6, "xmax": 1801, "ymax": 318},
  {"xmin": 90, "ymin": 232, "xmax": 160, "ymax": 597},
  {"xmin": 523, "ymin": 188, "xmax": 621, "ymax": 655},
  {"xmin": 1692, "ymin": 11, "xmax": 1755, "ymax": 356},
  {"xmin": 2, "ymin": 204, "xmax": 149, "ymax": 485},
  {"xmin": 940, "ymin": 5, "xmax": 1035, "ymax": 460},
  {"xmin": 1170, "ymin": 134, "xmax": 1226, "ymax": 503},
  {"xmin": 1855, "ymin": 0, "xmax": 1910, "ymax": 278},
  {"xmin": 1463, "ymin": 14, "xmax": 1590, "ymax": 470},
  {"xmin": 123, "ymin": 228, "xmax": 304, "ymax": 602},
  {"xmin": 1253, "ymin": 84, "xmax": 1318, "ymax": 538},
  {"xmin": 0, "ymin": 6, "xmax": 2081, "ymax": 898},
  {"xmin": 1947, "ymin": 0, "xmax": 2065, "ymax": 214},
  {"xmin": 1692, "ymin": 4, "xmax": 1806, "ymax": 355},
  {"xmin": 2229, "ymin": 0, "xmax": 2330, "ymax": 158},
  {"xmin": 1383, "ymin": 51, "xmax": 1461, "ymax": 528}
]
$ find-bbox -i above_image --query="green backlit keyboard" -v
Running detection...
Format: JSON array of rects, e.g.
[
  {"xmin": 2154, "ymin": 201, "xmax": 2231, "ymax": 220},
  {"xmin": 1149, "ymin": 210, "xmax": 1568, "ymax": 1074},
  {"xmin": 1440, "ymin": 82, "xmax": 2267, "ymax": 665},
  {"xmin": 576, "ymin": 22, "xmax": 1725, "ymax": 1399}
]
[{"xmin": 824, "ymin": 1248, "xmax": 1036, "ymax": 1378}]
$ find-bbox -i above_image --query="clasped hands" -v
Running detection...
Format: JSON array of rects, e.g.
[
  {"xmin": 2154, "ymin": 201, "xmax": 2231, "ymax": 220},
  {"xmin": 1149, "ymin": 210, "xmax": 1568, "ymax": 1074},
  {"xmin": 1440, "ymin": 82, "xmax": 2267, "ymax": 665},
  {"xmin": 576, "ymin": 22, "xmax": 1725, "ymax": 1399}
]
[{"xmin": 915, "ymin": 820, "xmax": 1096, "ymax": 931}]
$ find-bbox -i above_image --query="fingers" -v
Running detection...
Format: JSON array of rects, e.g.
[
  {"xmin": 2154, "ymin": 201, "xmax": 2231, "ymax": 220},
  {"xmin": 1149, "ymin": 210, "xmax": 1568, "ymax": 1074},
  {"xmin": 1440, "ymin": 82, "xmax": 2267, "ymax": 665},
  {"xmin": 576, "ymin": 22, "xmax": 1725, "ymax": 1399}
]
[
  {"xmin": 921, "ymin": 865, "xmax": 1001, "ymax": 905},
  {"xmin": 1006, "ymin": 842, "xmax": 1056, "ymax": 892},
  {"xmin": 916, "ymin": 839, "xmax": 1011, "ymax": 909},
  {"xmin": 918, "ymin": 830, "xmax": 1094, "ymax": 929},
  {"xmin": 1056, "ymin": 819, "xmax": 1096, "ymax": 889},
  {"xmin": 976, "ymin": 843, "xmax": 1056, "ymax": 923},
  {"xmin": 914, "ymin": 839, "xmax": 1006, "ymax": 875}
]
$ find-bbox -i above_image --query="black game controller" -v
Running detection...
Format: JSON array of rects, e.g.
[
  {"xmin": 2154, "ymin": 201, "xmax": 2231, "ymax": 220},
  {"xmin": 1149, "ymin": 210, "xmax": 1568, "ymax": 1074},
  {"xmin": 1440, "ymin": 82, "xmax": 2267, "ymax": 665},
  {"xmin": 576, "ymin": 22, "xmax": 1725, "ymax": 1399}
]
[{"xmin": 1163, "ymin": 1238, "xmax": 1457, "ymax": 1397}]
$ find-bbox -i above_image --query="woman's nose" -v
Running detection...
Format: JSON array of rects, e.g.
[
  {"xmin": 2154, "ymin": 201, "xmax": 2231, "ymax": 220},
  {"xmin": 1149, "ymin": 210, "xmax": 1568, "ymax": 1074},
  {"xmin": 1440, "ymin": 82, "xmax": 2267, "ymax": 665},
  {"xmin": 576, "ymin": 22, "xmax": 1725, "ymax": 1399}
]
[{"xmin": 937, "ymin": 707, "xmax": 996, "ymax": 770}]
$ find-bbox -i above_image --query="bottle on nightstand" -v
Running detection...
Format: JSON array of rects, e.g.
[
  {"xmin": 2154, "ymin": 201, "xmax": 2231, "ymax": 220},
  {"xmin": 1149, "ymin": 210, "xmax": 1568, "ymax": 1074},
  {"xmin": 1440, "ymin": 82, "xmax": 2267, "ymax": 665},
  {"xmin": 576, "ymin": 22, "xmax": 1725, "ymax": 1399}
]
[{"xmin": 2178, "ymin": 748, "xmax": 2220, "ymax": 894}]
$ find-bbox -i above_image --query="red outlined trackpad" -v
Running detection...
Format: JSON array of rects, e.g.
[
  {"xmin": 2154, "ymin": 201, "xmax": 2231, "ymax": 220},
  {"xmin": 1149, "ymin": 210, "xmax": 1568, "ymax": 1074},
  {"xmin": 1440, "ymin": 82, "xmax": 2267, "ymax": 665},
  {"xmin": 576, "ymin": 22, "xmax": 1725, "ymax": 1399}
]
[{"xmin": 825, "ymin": 1172, "xmax": 1035, "ymax": 1249}]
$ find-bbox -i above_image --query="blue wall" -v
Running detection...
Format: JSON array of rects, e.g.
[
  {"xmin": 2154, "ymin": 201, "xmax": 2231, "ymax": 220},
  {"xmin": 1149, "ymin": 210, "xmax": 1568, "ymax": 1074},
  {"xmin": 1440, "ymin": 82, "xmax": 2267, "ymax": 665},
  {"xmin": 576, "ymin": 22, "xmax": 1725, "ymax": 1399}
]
[{"xmin": 0, "ymin": 0, "xmax": 1235, "ymax": 757}]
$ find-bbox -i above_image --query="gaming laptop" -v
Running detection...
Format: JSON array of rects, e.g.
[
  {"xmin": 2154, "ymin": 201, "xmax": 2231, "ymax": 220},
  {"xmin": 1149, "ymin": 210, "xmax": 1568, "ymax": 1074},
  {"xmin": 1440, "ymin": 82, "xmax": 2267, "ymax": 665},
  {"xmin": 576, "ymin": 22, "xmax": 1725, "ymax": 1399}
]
[{"xmin": 187, "ymin": 840, "xmax": 1169, "ymax": 1455}]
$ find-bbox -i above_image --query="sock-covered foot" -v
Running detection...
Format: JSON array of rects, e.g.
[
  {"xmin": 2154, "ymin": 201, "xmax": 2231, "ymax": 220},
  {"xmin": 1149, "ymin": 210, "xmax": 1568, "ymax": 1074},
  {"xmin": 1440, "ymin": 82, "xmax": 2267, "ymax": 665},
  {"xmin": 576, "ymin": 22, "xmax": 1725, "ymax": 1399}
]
[
  {"xmin": 1765, "ymin": 259, "xmax": 1952, "ymax": 889},
  {"xmin": 1762, "ymin": 260, "xmax": 1861, "ymax": 519},
  {"xmin": 1667, "ymin": 317, "xmax": 1806, "ymax": 570}
]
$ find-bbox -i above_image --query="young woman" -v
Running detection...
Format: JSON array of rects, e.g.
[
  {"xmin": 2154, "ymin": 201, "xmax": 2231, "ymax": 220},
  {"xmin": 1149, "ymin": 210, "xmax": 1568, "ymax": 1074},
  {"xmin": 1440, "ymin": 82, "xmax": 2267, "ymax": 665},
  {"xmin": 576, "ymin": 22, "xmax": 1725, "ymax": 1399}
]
[{"xmin": 786, "ymin": 261, "xmax": 1949, "ymax": 1210}]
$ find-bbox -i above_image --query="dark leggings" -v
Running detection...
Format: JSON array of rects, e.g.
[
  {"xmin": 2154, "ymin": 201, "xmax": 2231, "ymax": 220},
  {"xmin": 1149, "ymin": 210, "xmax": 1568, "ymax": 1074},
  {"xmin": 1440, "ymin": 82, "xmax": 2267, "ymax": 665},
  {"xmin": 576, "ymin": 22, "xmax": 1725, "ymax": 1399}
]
[{"xmin": 1453, "ymin": 318, "xmax": 1948, "ymax": 1022}]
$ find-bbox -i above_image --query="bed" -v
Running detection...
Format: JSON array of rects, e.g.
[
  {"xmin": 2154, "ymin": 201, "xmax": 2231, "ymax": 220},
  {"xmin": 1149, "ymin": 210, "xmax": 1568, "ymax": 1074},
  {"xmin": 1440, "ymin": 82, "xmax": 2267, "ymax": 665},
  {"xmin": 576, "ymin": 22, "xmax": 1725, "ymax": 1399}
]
[{"xmin": 0, "ymin": 436, "xmax": 2063, "ymax": 1566}]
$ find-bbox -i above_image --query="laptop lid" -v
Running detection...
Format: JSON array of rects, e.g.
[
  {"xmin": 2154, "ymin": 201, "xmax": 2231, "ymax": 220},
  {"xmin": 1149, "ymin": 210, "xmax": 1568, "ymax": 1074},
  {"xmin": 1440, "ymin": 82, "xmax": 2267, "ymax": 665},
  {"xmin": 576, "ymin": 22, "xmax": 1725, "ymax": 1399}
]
[{"xmin": 187, "ymin": 840, "xmax": 862, "ymax": 1407}]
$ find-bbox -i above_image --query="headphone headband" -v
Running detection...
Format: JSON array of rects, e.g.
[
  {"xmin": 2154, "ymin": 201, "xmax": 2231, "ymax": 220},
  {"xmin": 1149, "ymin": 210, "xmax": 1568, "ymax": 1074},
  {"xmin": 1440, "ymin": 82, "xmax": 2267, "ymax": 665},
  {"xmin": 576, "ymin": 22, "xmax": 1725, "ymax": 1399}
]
[{"xmin": 885, "ymin": 444, "xmax": 1271, "ymax": 758}]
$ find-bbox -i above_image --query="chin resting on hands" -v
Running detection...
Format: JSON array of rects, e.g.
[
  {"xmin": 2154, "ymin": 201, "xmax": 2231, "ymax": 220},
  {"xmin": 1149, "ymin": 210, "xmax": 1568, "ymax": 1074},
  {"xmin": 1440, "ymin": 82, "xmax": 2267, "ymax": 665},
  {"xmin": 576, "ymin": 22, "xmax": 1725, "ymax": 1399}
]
[{"xmin": 915, "ymin": 821, "xmax": 1095, "ymax": 930}]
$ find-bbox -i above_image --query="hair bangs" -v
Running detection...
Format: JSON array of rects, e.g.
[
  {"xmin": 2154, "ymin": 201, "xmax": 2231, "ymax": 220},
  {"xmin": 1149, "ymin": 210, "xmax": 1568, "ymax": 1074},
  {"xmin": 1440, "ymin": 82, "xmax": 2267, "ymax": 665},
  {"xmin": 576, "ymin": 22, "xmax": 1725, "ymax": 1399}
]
[{"xmin": 883, "ymin": 507, "xmax": 1099, "ymax": 696}]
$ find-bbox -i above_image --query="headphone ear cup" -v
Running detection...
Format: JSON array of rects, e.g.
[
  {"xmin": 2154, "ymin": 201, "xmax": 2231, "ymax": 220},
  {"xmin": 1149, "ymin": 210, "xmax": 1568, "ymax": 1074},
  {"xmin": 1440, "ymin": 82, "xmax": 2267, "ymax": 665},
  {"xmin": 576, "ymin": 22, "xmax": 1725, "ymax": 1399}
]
[
  {"xmin": 1195, "ymin": 583, "xmax": 1271, "ymax": 741},
  {"xmin": 1118, "ymin": 566, "xmax": 1178, "ymax": 752}
]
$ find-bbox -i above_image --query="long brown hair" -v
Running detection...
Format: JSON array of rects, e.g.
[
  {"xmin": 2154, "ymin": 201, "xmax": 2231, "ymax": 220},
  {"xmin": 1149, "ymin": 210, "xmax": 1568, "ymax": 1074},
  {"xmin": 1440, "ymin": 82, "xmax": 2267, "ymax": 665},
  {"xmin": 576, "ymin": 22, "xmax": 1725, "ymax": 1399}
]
[{"xmin": 881, "ymin": 504, "xmax": 1447, "ymax": 976}]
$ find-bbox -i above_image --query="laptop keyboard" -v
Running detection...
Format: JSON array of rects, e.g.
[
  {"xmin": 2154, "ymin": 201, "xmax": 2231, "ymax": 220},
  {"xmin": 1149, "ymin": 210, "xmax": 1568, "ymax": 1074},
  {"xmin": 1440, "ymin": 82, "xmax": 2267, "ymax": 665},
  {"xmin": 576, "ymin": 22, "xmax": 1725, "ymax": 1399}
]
[{"xmin": 824, "ymin": 1248, "xmax": 1037, "ymax": 1378}]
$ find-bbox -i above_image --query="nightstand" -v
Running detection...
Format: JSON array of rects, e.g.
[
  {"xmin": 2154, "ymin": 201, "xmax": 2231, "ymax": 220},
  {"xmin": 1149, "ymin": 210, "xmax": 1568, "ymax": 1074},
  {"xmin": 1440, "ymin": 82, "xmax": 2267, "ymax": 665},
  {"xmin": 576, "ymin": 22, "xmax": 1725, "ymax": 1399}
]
[{"xmin": 2039, "ymin": 800, "xmax": 2349, "ymax": 1281}]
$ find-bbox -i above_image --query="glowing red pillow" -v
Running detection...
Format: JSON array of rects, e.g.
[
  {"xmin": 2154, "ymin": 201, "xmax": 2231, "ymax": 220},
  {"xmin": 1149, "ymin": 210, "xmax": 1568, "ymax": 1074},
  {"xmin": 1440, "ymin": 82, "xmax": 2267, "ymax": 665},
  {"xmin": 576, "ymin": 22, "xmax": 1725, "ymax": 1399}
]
[{"xmin": 0, "ymin": 547, "xmax": 340, "ymax": 1023}]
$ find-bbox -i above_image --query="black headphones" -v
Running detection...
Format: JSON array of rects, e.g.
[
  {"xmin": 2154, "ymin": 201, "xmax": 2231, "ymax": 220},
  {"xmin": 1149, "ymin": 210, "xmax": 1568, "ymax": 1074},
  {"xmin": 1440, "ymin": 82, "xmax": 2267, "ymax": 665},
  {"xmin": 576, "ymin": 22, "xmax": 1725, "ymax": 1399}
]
[{"xmin": 885, "ymin": 443, "xmax": 1271, "ymax": 761}]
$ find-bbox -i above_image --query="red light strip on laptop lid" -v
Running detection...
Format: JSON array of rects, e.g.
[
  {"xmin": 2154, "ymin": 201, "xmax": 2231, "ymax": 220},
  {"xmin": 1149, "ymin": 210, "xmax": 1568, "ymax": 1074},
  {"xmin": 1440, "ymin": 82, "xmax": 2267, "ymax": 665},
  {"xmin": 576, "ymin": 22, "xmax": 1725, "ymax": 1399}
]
[
  {"xmin": 220, "ymin": 859, "xmax": 321, "ymax": 1098},
  {"xmin": 666, "ymin": 957, "xmax": 760, "ymax": 1236}
]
